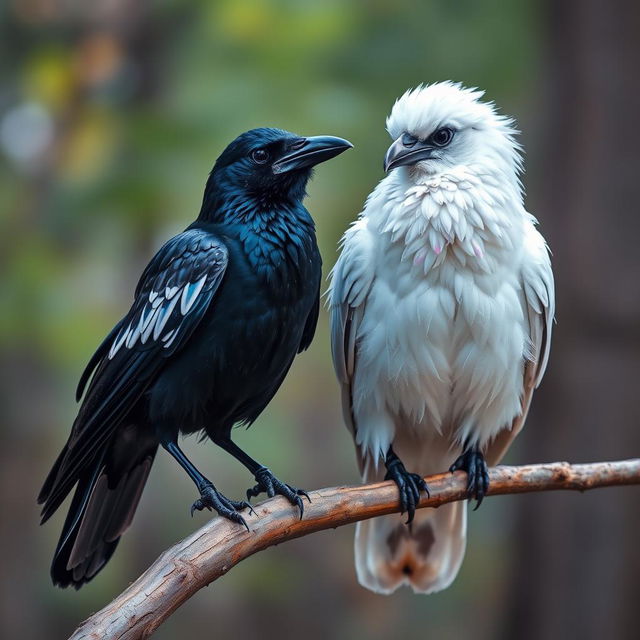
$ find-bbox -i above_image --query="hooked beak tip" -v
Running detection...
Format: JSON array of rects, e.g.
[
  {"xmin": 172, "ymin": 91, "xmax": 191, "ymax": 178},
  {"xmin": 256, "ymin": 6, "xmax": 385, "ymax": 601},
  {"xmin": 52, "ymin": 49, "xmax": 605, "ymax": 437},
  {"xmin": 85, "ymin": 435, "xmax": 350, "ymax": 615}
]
[{"xmin": 384, "ymin": 136, "xmax": 435, "ymax": 173}]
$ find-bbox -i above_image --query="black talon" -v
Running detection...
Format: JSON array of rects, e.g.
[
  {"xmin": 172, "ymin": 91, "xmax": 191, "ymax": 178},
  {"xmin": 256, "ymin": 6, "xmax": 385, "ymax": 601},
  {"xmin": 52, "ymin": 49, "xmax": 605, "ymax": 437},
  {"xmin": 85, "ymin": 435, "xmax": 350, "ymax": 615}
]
[
  {"xmin": 246, "ymin": 467, "xmax": 309, "ymax": 519},
  {"xmin": 190, "ymin": 483, "xmax": 252, "ymax": 531},
  {"xmin": 232, "ymin": 500, "xmax": 257, "ymax": 517},
  {"xmin": 449, "ymin": 446, "xmax": 490, "ymax": 509},
  {"xmin": 384, "ymin": 447, "xmax": 429, "ymax": 525}
]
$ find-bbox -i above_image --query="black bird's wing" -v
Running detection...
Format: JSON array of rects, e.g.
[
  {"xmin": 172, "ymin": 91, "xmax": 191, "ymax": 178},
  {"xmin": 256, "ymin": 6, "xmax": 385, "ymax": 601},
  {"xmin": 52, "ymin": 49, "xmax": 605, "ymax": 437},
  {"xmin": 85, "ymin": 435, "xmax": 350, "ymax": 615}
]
[
  {"xmin": 39, "ymin": 228, "xmax": 228, "ymax": 522},
  {"xmin": 298, "ymin": 275, "xmax": 321, "ymax": 353}
]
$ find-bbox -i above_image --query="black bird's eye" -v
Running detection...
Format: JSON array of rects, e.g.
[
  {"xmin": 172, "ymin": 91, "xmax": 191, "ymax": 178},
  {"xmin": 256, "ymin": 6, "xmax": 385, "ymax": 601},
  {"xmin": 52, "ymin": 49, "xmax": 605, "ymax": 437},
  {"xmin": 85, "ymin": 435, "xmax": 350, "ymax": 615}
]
[
  {"xmin": 251, "ymin": 148, "xmax": 270, "ymax": 164},
  {"xmin": 431, "ymin": 127, "xmax": 454, "ymax": 147},
  {"xmin": 402, "ymin": 133, "xmax": 418, "ymax": 147}
]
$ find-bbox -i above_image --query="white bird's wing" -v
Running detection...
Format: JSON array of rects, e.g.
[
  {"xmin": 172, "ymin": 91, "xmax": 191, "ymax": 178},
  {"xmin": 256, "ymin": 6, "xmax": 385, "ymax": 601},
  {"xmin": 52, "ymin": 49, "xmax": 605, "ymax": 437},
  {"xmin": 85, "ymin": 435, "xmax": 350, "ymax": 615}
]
[
  {"xmin": 328, "ymin": 218, "xmax": 376, "ymax": 472},
  {"xmin": 486, "ymin": 221, "xmax": 555, "ymax": 465}
]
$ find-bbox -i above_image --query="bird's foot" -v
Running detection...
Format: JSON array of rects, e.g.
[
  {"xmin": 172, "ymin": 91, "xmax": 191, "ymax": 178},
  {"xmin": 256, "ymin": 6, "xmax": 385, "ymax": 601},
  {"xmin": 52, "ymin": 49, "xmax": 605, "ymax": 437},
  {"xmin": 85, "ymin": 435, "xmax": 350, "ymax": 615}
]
[
  {"xmin": 449, "ymin": 448, "xmax": 489, "ymax": 510},
  {"xmin": 246, "ymin": 467, "xmax": 310, "ymax": 519},
  {"xmin": 385, "ymin": 455, "xmax": 429, "ymax": 525},
  {"xmin": 191, "ymin": 483, "xmax": 255, "ymax": 530}
]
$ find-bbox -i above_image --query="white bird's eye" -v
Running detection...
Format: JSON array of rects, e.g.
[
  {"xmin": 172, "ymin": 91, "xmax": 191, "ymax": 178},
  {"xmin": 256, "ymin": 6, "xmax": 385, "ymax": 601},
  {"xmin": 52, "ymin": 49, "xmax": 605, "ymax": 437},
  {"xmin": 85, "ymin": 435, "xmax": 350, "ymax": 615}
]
[
  {"xmin": 431, "ymin": 127, "xmax": 454, "ymax": 147},
  {"xmin": 402, "ymin": 133, "xmax": 418, "ymax": 147},
  {"xmin": 251, "ymin": 148, "xmax": 270, "ymax": 164}
]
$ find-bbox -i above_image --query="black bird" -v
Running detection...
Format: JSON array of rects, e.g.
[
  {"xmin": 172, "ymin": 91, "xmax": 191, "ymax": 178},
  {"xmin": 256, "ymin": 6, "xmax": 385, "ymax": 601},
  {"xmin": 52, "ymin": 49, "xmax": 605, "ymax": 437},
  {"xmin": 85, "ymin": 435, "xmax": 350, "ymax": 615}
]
[{"xmin": 38, "ymin": 128, "xmax": 352, "ymax": 588}]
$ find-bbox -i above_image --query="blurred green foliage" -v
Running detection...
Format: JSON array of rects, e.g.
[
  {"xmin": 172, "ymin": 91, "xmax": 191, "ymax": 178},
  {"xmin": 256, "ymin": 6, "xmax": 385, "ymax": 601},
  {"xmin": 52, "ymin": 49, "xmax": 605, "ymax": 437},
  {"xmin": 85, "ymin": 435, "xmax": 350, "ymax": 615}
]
[{"xmin": 0, "ymin": 1, "xmax": 542, "ymax": 638}]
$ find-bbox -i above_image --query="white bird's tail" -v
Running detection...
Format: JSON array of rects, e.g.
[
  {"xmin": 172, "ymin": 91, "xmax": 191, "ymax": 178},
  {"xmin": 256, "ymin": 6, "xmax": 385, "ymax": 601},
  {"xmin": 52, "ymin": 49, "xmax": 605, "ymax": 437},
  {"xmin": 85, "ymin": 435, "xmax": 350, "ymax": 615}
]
[{"xmin": 355, "ymin": 435, "xmax": 467, "ymax": 594}]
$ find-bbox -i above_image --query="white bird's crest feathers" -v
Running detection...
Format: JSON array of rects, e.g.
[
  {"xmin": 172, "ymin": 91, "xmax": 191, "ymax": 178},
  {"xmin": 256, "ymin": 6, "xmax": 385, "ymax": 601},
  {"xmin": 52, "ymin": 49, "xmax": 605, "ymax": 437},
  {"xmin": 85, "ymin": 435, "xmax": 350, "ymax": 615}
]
[
  {"xmin": 387, "ymin": 81, "xmax": 524, "ymax": 187},
  {"xmin": 387, "ymin": 82, "xmax": 486, "ymax": 137}
]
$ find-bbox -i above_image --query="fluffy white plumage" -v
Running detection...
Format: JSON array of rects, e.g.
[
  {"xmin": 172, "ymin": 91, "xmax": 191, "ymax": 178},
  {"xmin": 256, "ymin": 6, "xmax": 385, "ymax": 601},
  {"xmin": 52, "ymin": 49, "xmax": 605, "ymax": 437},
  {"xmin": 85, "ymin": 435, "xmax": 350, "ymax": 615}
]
[{"xmin": 329, "ymin": 82, "xmax": 554, "ymax": 594}]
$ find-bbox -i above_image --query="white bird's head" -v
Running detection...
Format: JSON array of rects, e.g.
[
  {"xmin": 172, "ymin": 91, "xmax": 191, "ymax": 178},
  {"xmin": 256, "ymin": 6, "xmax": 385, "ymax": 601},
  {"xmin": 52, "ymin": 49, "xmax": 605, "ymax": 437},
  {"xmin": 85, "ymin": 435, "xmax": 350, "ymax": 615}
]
[{"xmin": 384, "ymin": 82, "xmax": 522, "ymax": 185}]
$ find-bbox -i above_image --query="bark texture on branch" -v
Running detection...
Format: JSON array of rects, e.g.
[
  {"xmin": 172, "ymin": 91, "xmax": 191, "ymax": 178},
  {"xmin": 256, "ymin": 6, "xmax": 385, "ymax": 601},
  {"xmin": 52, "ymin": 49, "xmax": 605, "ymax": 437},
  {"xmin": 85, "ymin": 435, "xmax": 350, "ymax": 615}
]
[{"xmin": 70, "ymin": 459, "xmax": 640, "ymax": 640}]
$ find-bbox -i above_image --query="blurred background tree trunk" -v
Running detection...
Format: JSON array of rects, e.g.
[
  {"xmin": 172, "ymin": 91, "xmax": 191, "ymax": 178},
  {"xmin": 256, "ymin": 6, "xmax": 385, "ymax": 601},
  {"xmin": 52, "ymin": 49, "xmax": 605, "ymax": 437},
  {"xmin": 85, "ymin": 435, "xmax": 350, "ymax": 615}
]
[{"xmin": 503, "ymin": 1, "xmax": 640, "ymax": 638}]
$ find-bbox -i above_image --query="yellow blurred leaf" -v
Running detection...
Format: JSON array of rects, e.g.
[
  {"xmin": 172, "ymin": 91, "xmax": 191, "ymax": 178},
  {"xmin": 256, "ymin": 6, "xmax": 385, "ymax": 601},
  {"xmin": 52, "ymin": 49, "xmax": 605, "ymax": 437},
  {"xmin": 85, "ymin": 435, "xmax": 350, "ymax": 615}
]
[
  {"xmin": 215, "ymin": 0, "xmax": 274, "ymax": 41},
  {"xmin": 24, "ymin": 48, "xmax": 75, "ymax": 111},
  {"xmin": 60, "ymin": 108, "xmax": 119, "ymax": 182}
]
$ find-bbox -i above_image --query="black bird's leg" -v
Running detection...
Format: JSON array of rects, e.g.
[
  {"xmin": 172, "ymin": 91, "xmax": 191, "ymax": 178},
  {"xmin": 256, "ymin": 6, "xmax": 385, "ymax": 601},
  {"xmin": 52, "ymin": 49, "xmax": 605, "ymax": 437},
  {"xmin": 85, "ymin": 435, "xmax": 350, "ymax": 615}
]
[
  {"xmin": 212, "ymin": 435, "xmax": 310, "ymax": 519},
  {"xmin": 162, "ymin": 441, "xmax": 254, "ymax": 529},
  {"xmin": 384, "ymin": 446, "xmax": 429, "ymax": 525},
  {"xmin": 449, "ymin": 441, "xmax": 490, "ymax": 510}
]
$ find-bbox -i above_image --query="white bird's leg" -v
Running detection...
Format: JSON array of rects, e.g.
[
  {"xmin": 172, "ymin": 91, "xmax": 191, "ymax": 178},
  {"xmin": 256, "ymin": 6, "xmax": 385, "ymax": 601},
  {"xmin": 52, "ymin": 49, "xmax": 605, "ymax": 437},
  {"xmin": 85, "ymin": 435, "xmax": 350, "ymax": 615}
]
[
  {"xmin": 449, "ymin": 439, "xmax": 490, "ymax": 509},
  {"xmin": 384, "ymin": 446, "xmax": 429, "ymax": 525}
]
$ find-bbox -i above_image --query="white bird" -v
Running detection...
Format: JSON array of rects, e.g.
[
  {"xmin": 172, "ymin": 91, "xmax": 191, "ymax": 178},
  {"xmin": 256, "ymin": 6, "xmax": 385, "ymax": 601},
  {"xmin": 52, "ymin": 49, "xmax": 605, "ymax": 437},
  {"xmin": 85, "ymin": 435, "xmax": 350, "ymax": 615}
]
[{"xmin": 328, "ymin": 82, "xmax": 554, "ymax": 594}]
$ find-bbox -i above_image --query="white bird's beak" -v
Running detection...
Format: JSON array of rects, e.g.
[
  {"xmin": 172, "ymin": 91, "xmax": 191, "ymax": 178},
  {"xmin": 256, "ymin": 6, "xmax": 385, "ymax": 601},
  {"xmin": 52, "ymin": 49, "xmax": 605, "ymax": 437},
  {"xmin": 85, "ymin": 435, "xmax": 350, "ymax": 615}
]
[{"xmin": 384, "ymin": 136, "xmax": 436, "ymax": 172}]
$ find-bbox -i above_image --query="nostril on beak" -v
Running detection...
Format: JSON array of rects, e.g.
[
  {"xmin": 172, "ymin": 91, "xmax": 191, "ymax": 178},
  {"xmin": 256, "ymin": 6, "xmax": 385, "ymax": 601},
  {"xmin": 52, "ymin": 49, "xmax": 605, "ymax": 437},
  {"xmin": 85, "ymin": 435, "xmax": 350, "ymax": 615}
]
[{"xmin": 290, "ymin": 138, "xmax": 307, "ymax": 150}]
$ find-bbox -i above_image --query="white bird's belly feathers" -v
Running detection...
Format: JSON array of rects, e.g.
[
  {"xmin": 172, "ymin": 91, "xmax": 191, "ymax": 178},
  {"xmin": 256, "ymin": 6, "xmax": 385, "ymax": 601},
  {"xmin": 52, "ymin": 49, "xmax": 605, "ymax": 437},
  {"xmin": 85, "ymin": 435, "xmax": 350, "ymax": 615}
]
[
  {"xmin": 353, "ymin": 253, "xmax": 526, "ymax": 453},
  {"xmin": 349, "ymin": 172, "xmax": 530, "ymax": 457}
]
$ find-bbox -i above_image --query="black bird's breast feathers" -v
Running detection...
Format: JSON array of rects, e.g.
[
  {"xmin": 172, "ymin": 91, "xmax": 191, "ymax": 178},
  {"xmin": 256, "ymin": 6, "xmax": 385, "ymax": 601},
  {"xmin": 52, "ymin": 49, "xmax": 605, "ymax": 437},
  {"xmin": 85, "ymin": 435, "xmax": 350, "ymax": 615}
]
[{"xmin": 146, "ymin": 217, "xmax": 322, "ymax": 436}]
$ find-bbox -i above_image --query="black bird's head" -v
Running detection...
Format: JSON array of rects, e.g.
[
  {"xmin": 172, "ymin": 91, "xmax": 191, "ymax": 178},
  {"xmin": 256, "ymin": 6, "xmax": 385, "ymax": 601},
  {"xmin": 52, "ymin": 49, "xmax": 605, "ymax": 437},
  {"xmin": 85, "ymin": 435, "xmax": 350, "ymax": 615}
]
[{"xmin": 200, "ymin": 128, "xmax": 352, "ymax": 220}]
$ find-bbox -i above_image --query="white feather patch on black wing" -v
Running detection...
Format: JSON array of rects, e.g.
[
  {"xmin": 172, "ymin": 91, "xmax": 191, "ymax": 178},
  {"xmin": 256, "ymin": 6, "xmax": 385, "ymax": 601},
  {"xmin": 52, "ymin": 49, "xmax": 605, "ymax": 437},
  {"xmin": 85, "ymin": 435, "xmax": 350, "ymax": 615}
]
[{"xmin": 107, "ymin": 230, "xmax": 228, "ymax": 360}]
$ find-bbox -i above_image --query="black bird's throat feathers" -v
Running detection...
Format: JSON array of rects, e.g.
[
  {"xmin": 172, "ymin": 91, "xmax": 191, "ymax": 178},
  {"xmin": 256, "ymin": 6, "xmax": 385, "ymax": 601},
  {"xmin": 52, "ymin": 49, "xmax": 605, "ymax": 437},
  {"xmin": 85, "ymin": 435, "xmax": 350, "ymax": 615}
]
[
  {"xmin": 199, "ymin": 168, "xmax": 309, "ymax": 219},
  {"xmin": 235, "ymin": 203, "xmax": 317, "ymax": 278},
  {"xmin": 198, "ymin": 167, "xmax": 309, "ymax": 223},
  {"xmin": 197, "ymin": 179, "xmax": 318, "ymax": 280}
]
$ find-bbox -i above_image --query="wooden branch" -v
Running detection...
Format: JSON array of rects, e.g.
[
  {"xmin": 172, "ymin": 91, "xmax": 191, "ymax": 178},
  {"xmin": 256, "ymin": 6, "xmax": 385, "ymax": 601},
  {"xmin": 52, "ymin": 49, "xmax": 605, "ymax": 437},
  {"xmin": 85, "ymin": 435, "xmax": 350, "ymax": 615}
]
[{"xmin": 70, "ymin": 459, "xmax": 640, "ymax": 640}]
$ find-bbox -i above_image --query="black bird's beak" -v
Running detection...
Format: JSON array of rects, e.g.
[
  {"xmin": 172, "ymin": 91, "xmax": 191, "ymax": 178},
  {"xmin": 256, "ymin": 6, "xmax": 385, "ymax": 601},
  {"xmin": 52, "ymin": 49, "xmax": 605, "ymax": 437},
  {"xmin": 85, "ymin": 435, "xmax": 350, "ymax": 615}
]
[
  {"xmin": 273, "ymin": 135, "xmax": 352, "ymax": 174},
  {"xmin": 384, "ymin": 136, "xmax": 436, "ymax": 173}
]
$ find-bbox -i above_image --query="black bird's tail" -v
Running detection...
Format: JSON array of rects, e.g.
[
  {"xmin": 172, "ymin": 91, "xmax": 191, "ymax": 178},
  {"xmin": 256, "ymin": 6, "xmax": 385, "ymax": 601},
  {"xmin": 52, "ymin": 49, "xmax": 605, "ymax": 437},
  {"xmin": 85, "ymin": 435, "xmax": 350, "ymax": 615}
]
[{"xmin": 38, "ymin": 425, "xmax": 157, "ymax": 589}]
